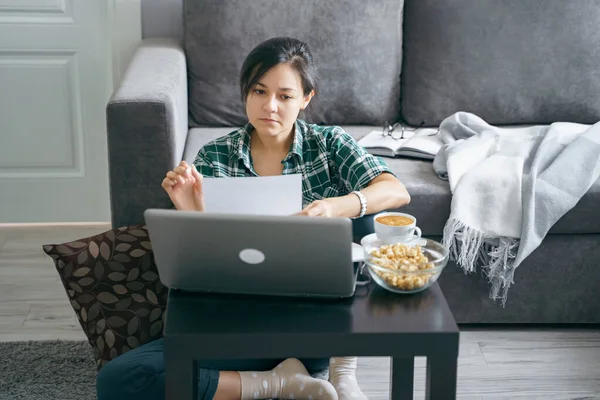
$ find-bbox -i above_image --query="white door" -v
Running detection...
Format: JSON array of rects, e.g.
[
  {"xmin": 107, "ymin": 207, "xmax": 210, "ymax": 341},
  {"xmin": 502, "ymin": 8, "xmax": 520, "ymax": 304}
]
[{"xmin": 0, "ymin": 0, "xmax": 115, "ymax": 223}]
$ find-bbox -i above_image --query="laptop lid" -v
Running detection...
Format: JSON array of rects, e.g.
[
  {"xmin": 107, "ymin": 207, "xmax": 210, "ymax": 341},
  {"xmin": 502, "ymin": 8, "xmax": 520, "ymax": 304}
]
[{"xmin": 144, "ymin": 209, "xmax": 356, "ymax": 298}]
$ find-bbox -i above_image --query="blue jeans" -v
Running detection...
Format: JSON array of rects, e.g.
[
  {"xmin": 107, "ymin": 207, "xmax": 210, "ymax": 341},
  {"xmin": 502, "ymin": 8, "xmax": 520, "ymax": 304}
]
[{"xmin": 96, "ymin": 338, "xmax": 329, "ymax": 400}]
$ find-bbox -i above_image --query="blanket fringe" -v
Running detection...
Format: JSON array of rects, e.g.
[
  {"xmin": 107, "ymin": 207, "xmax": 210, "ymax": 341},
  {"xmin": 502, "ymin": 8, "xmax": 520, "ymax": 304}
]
[{"xmin": 442, "ymin": 218, "xmax": 519, "ymax": 306}]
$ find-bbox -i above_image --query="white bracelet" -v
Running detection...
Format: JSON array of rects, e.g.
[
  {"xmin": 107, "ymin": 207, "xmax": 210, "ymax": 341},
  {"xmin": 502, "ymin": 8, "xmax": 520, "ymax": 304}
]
[{"xmin": 351, "ymin": 190, "xmax": 367, "ymax": 219}]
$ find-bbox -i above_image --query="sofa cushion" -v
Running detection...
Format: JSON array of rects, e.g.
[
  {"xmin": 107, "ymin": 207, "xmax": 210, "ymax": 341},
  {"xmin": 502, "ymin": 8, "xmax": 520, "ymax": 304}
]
[
  {"xmin": 183, "ymin": 127, "xmax": 236, "ymax": 165},
  {"xmin": 185, "ymin": 126, "xmax": 600, "ymax": 235},
  {"xmin": 401, "ymin": 0, "xmax": 600, "ymax": 126},
  {"xmin": 183, "ymin": 0, "xmax": 403, "ymax": 127},
  {"xmin": 42, "ymin": 225, "xmax": 168, "ymax": 370}
]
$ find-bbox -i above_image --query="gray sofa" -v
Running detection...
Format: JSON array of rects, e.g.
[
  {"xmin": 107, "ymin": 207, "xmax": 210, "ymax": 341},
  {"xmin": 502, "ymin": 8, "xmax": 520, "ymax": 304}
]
[{"xmin": 107, "ymin": 0, "xmax": 600, "ymax": 323}]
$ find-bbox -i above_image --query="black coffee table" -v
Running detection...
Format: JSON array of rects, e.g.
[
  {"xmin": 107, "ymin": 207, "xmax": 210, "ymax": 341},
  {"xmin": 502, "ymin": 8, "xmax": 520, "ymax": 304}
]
[{"xmin": 164, "ymin": 282, "xmax": 459, "ymax": 400}]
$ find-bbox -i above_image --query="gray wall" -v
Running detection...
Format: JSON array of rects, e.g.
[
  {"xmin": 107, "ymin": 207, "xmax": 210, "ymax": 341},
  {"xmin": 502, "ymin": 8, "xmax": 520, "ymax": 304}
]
[{"xmin": 141, "ymin": 0, "xmax": 182, "ymax": 39}]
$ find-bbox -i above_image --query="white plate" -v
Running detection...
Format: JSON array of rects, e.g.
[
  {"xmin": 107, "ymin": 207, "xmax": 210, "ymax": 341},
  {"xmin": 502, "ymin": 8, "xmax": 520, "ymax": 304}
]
[
  {"xmin": 360, "ymin": 233, "xmax": 426, "ymax": 248},
  {"xmin": 352, "ymin": 242, "xmax": 364, "ymax": 262}
]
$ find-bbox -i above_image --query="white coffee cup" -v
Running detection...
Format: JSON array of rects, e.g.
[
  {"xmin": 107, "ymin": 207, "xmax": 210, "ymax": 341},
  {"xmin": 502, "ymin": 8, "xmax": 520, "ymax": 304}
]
[{"xmin": 373, "ymin": 211, "xmax": 422, "ymax": 245}]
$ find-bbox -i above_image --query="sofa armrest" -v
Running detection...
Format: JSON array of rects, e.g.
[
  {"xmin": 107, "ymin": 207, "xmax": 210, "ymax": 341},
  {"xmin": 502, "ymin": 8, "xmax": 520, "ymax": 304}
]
[{"xmin": 107, "ymin": 38, "xmax": 188, "ymax": 228}]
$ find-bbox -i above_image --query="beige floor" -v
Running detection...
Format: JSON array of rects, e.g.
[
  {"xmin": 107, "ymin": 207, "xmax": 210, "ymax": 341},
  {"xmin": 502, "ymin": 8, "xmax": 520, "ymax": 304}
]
[{"xmin": 1, "ymin": 224, "xmax": 600, "ymax": 399}]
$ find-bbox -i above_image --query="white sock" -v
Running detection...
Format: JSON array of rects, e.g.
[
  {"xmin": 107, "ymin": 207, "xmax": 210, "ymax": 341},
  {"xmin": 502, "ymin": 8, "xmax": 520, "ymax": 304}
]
[
  {"xmin": 239, "ymin": 358, "xmax": 338, "ymax": 400},
  {"xmin": 328, "ymin": 357, "xmax": 368, "ymax": 400}
]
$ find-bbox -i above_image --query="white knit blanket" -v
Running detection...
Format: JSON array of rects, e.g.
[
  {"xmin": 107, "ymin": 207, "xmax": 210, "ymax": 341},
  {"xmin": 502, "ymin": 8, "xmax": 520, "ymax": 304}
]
[{"xmin": 433, "ymin": 112, "xmax": 600, "ymax": 305}]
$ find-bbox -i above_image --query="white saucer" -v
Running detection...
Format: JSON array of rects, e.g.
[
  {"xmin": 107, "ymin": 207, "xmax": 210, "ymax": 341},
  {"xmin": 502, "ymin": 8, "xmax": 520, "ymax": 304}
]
[
  {"xmin": 360, "ymin": 233, "xmax": 426, "ymax": 248},
  {"xmin": 351, "ymin": 242, "xmax": 364, "ymax": 262}
]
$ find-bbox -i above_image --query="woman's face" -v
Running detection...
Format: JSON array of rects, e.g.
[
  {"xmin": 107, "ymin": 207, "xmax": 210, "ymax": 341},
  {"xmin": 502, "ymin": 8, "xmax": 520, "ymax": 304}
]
[{"xmin": 245, "ymin": 63, "xmax": 313, "ymax": 140}]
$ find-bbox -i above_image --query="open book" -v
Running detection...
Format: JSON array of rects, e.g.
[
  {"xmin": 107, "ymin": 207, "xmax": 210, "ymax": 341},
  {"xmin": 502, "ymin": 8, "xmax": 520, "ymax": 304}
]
[{"xmin": 357, "ymin": 127, "xmax": 444, "ymax": 160}]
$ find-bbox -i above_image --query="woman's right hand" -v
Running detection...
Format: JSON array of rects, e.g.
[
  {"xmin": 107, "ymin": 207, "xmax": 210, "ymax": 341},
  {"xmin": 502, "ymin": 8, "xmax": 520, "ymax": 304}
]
[{"xmin": 161, "ymin": 161, "xmax": 205, "ymax": 212}]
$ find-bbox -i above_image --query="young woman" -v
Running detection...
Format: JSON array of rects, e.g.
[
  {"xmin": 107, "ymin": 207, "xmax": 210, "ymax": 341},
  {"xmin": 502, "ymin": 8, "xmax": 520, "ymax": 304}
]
[{"xmin": 97, "ymin": 37, "xmax": 410, "ymax": 400}]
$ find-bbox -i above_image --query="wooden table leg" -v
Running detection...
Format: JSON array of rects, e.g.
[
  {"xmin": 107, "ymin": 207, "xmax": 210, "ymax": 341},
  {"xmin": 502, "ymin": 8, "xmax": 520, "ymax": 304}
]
[
  {"xmin": 425, "ymin": 355, "xmax": 457, "ymax": 400},
  {"xmin": 165, "ymin": 350, "xmax": 198, "ymax": 400},
  {"xmin": 390, "ymin": 357, "xmax": 414, "ymax": 400}
]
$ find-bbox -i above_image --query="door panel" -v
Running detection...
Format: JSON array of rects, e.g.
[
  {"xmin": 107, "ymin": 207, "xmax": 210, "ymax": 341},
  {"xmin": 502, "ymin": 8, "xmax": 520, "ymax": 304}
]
[{"xmin": 0, "ymin": 0, "xmax": 113, "ymax": 222}]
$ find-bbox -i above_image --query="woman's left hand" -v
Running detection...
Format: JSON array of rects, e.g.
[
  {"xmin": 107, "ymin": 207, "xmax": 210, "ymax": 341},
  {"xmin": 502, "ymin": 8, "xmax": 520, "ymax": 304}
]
[{"xmin": 296, "ymin": 199, "xmax": 336, "ymax": 218}]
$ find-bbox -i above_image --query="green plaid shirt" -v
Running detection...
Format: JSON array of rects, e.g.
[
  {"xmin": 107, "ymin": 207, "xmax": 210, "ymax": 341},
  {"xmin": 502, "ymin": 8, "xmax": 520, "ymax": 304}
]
[{"xmin": 193, "ymin": 119, "xmax": 393, "ymax": 206}]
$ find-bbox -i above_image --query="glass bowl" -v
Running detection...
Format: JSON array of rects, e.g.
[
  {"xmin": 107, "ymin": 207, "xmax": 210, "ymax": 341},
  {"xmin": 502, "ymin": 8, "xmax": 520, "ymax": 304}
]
[{"xmin": 361, "ymin": 234, "xmax": 449, "ymax": 294}]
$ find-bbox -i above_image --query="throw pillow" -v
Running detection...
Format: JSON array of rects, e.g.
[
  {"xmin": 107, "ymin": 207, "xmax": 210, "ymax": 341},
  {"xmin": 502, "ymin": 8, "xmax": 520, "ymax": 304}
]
[
  {"xmin": 42, "ymin": 225, "xmax": 168, "ymax": 370},
  {"xmin": 184, "ymin": 0, "xmax": 404, "ymax": 127}
]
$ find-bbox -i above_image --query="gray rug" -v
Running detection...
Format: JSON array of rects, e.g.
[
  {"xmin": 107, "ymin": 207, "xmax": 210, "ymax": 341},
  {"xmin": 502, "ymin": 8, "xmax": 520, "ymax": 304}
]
[
  {"xmin": 0, "ymin": 340, "xmax": 96, "ymax": 400},
  {"xmin": 0, "ymin": 340, "xmax": 331, "ymax": 400}
]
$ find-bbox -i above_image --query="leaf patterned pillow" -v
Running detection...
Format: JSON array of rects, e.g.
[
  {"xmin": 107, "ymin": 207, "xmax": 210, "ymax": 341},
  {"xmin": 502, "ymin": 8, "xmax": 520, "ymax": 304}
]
[{"xmin": 42, "ymin": 225, "xmax": 168, "ymax": 370}]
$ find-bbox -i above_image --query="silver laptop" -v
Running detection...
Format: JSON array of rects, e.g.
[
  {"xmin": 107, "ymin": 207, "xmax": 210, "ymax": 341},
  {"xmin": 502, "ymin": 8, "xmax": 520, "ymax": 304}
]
[{"xmin": 144, "ymin": 209, "xmax": 357, "ymax": 298}]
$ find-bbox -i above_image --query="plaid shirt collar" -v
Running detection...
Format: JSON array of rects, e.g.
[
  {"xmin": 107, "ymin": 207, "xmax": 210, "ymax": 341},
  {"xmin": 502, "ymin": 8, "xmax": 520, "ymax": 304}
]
[{"xmin": 233, "ymin": 120, "xmax": 305, "ymax": 168}]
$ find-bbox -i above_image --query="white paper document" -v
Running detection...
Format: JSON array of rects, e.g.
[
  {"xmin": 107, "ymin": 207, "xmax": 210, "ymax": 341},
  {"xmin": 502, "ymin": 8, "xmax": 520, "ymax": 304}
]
[{"xmin": 201, "ymin": 174, "xmax": 303, "ymax": 216}]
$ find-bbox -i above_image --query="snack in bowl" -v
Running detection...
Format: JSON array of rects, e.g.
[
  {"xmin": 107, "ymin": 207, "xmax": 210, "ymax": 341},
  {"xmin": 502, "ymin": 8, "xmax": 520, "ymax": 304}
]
[
  {"xmin": 369, "ymin": 243, "xmax": 434, "ymax": 290},
  {"xmin": 362, "ymin": 237, "xmax": 449, "ymax": 294}
]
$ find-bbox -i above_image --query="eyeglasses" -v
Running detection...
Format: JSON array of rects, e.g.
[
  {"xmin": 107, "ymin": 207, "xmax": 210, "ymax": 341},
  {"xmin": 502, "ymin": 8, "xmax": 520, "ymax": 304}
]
[{"xmin": 382, "ymin": 120, "xmax": 437, "ymax": 140}]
